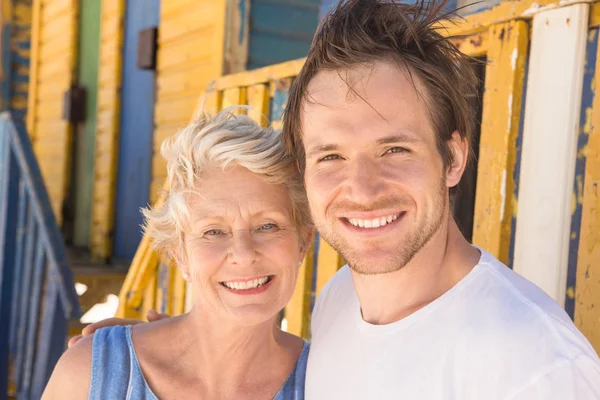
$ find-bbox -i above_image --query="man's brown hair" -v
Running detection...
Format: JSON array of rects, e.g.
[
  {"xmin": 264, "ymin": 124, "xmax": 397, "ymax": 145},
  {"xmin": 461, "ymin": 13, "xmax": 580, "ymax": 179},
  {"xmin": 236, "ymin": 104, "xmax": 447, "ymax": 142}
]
[{"xmin": 282, "ymin": 0, "xmax": 478, "ymax": 174}]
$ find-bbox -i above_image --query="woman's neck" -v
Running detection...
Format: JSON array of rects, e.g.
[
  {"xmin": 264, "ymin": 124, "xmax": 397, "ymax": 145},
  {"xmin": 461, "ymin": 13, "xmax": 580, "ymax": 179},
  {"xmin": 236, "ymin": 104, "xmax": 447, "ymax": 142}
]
[{"xmin": 160, "ymin": 309, "xmax": 301, "ymax": 398}]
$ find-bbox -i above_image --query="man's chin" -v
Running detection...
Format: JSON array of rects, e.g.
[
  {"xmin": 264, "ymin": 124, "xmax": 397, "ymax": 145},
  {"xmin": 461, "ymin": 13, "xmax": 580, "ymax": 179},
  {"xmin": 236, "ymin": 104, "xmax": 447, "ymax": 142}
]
[{"xmin": 346, "ymin": 254, "xmax": 409, "ymax": 276}]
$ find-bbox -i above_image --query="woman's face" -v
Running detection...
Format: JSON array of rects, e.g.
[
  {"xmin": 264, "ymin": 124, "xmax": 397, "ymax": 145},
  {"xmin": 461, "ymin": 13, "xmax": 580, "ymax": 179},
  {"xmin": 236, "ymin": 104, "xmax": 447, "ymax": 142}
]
[{"xmin": 181, "ymin": 165, "xmax": 308, "ymax": 326}]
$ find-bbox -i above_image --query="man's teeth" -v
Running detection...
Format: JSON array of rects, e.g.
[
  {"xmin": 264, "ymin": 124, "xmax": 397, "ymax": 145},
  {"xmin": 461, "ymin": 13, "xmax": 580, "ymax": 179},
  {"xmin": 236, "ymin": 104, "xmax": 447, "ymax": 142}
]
[
  {"xmin": 348, "ymin": 214, "xmax": 400, "ymax": 229},
  {"xmin": 222, "ymin": 276, "xmax": 269, "ymax": 290}
]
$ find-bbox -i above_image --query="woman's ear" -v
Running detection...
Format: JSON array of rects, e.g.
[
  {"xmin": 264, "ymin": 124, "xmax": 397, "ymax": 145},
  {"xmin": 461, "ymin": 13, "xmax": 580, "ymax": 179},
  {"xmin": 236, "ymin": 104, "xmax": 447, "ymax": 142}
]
[
  {"xmin": 171, "ymin": 247, "xmax": 191, "ymax": 282},
  {"xmin": 446, "ymin": 131, "xmax": 469, "ymax": 189}
]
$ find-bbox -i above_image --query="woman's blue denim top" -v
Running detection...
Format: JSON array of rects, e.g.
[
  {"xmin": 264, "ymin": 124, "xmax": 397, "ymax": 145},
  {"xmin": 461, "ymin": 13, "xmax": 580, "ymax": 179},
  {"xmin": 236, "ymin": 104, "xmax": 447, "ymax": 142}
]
[{"xmin": 89, "ymin": 325, "xmax": 309, "ymax": 399}]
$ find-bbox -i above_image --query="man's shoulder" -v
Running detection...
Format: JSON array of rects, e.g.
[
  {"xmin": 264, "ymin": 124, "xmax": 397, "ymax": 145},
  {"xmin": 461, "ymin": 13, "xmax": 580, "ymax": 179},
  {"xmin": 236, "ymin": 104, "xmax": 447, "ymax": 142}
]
[{"xmin": 459, "ymin": 250, "xmax": 598, "ymax": 361}]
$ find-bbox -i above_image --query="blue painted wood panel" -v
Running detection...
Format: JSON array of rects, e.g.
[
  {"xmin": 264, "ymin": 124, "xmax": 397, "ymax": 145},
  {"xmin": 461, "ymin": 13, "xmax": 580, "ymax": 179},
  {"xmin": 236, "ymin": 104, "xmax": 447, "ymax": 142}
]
[
  {"xmin": 247, "ymin": 0, "xmax": 320, "ymax": 70},
  {"xmin": 565, "ymin": 29, "xmax": 598, "ymax": 319},
  {"xmin": 113, "ymin": 0, "xmax": 160, "ymax": 261}
]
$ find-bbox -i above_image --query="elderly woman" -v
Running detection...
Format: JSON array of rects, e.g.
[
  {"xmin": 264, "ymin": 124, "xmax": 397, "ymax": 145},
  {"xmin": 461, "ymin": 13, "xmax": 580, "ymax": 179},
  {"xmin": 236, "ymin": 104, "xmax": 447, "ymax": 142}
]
[{"xmin": 43, "ymin": 109, "xmax": 313, "ymax": 399}]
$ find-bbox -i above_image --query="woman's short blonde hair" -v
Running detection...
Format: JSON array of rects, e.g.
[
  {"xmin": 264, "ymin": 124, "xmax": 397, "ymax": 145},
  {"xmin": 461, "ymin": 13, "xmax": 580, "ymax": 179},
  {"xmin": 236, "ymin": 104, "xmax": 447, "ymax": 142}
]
[{"xmin": 142, "ymin": 108, "xmax": 312, "ymax": 259}]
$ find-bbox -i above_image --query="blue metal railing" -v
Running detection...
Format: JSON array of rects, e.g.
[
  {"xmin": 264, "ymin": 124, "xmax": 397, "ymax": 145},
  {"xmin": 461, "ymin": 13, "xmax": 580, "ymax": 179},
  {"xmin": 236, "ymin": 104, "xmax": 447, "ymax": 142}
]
[{"xmin": 0, "ymin": 112, "xmax": 81, "ymax": 400}]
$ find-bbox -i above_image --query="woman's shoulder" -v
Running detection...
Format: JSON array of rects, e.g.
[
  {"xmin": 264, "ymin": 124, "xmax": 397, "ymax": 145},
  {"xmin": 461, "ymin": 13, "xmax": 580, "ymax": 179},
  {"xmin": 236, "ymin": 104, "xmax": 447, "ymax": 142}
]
[{"xmin": 42, "ymin": 334, "xmax": 94, "ymax": 400}]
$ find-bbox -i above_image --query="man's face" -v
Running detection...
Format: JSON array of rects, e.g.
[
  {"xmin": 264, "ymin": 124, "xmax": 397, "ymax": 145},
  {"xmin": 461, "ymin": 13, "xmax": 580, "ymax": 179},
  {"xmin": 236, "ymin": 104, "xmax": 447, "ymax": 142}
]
[{"xmin": 301, "ymin": 61, "xmax": 456, "ymax": 274}]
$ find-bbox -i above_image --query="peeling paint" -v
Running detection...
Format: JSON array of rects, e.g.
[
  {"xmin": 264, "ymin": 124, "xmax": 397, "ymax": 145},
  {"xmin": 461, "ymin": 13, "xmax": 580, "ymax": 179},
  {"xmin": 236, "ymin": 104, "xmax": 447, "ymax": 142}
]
[
  {"xmin": 500, "ymin": 169, "xmax": 507, "ymax": 221},
  {"xmin": 510, "ymin": 48, "xmax": 518, "ymax": 71},
  {"xmin": 507, "ymin": 93, "xmax": 513, "ymax": 131}
]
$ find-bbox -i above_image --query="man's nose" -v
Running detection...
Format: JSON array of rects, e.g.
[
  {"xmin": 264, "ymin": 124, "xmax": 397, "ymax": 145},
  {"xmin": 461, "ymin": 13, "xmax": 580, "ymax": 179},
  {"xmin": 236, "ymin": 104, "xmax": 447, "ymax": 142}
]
[{"xmin": 344, "ymin": 155, "xmax": 385, "ymax": 203}]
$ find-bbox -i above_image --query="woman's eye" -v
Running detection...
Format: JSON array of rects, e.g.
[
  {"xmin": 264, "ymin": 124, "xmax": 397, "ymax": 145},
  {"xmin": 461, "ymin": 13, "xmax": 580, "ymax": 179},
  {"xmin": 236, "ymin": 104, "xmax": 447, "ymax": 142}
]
[
  {"xmin": 385, "ymin": 147, "xmax": 408, "ymax": 155},
  {"xmin": 318, "ymin": 154, "xmax": 341, "ymax": 162},
  {"xmin": 204, "ymin": 229, "xmax": 223, "ymax": 237},
  {"xmin": 258, "ymin": 223, "xmax": 278, "ymax": 231}
]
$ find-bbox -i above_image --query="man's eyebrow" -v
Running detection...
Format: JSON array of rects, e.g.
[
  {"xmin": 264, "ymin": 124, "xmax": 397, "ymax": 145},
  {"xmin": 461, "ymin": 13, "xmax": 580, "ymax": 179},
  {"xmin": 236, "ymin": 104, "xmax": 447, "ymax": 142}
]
[
  {"xmin": 306, "ymin": 143, "xmax": 340, "ymax": 158},
  {"xmin": 376, "ymin": 134, "xmax": 421, "ymax": 145}
]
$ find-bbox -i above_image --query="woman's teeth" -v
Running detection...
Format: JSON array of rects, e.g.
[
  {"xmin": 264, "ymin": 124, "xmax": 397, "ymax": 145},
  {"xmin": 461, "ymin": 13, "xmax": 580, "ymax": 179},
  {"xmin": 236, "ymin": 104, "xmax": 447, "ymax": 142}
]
[
  {"xmin": 222, "ymin": 276, "xmax": 270, "ymax": 290},
  {"xmin": 347, "ymin": 213, "xmax": 400, "ymax": 228}
]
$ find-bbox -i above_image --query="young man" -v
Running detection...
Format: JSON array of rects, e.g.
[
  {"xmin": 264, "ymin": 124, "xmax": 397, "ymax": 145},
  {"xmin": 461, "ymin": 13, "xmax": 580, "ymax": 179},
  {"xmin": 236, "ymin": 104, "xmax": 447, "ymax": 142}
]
[{"xmin": 281, "ymin": 0, "xmax": 600, "ymax": 398}]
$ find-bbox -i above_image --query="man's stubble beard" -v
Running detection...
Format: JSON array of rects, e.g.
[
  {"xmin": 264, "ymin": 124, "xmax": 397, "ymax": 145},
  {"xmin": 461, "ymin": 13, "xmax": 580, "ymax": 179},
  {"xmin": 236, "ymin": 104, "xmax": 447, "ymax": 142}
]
[{"xmin": 314, "ymin": 179, "xmax": 449, "ymax": 275}]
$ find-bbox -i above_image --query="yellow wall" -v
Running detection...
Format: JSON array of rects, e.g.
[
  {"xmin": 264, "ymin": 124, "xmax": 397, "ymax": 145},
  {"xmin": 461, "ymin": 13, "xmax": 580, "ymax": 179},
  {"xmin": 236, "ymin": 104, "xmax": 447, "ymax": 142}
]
[
  {"xmin": 150, "ymin": 0, "xmax": 228, "ymax": 202},
  {"xmin": 26, "ymin": 0, "xmax": 79, "ymax": 222},
  {"xmin": 90, "ymin": 0, "xmax": 125, "ymax": 259}
]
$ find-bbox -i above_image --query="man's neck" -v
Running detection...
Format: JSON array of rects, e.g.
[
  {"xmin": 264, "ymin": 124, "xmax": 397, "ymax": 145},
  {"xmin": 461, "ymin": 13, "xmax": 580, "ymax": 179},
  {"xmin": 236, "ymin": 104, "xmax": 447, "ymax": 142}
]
[{"xmin": 351, "ymin": 217, "xmax": 481, "ymax": 325}]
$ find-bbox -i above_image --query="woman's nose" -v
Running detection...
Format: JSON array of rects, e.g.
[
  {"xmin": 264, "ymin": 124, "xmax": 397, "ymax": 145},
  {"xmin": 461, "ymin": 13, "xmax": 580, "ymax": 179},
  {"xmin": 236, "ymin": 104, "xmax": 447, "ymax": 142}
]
[{"xmin": 227, "ymin": 232, "xmax": 258, "ymax": 266}]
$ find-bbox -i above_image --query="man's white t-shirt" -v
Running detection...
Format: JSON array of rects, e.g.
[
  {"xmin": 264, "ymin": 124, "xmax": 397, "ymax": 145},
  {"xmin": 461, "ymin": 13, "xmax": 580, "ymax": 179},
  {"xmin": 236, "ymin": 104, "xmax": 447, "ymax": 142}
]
[{"xmin": 306, "ymin": 248, "xmax": 600, "ymax": 399}]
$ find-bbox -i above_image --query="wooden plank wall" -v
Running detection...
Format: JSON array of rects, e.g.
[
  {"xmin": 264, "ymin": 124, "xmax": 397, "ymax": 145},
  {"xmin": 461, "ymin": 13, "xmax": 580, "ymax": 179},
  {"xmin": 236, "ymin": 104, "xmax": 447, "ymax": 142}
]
[
  {"xmin": 90, "ymin": 0, "xmax": 125, "ymax": 260},
  {"xmin": 575, "ymin": 28, "xmax": 600, "ymax": 355},
  {"xmin": 150, "ymin": 0, "xmax": 228, "ymax": 203},
  {"xmin": 472, "ymin": 20, "xmax": 528, "ymax": 265},
  {"xmin": 26, "ymin": 0, "xmax": 78, "ymax": 223},
  {"xmin": 0, "ymin": 0, "xmax": 32, "ymax": 121},
  {"xmin": 513, "ymin": 4, "xmax": 589, "ymax": 306}
]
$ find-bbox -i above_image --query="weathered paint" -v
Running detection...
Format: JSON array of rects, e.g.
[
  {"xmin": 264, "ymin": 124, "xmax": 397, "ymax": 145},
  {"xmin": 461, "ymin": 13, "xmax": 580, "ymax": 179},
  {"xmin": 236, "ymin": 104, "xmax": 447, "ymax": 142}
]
[
  {"xmin": 151, "ymin": 0, "xmax": 227, "ymax": 204},
  {"xmin": 450, "ymin": 31, "xmax": 488, "ymax": 57},
  {"xmin": 513, "ymin": 4, "xmax": 589, "ymax": 305},
  {"xmin": 565, "ymin": 29, "xmax": 598, "ymax": 319},
  {"xmin": 0, "ymin": 0, "xmax": 31, "ymax": 120},
  {"xmin": 575, "ymin": 28, "xmax": 600, "ymax": 356},
  {"xmin": 246, "ymin": 0, "xmax": 319, "ymax": 70},
  {"xmin": 269, "ymin": 77, "xmax": 291, "ymax": 129},
  {"xmin": 472, "ymin": 20, "xmax": 528, "ymax": 265},
  {"xmin": 223, "ymin": 0, "xmax": 248, "ymax": 74},
  {"xmin": 110, "ymin": 0, "xmax": 159, "ymax": 261},
  {"xmin": 26, "ymin": 0, "xmax": 79, "ymax": 223},
  {"xmin": 73, "ymin": 0, "xmax": 102, "ymax": 248}
]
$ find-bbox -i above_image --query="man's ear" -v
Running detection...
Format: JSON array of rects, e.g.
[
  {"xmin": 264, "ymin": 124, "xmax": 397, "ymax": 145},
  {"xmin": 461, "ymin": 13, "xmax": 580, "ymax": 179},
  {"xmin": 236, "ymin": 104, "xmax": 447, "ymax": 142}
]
[{"xmin": 446, "ymin": 131, "xmax": 469, "ymax": 188}]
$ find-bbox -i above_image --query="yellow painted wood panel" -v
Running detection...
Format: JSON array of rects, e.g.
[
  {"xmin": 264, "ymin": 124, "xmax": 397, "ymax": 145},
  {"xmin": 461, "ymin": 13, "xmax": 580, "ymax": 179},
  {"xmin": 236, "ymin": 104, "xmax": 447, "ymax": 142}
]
[
  {"xmin": 156, "ymin": 62, "xmax": 216, "ymax": 98},
  {"xmin": 155, "ymin": 94, "xmax": 200, "ymax": 125},
  {"xmin": 285, "ymin": 242, "xmax": 315, "ymax": 339},
  {"xmin": 160, "ymin": 0, "xmax": 199, "ymax": 18},
  {"xmin": 316, "ymin": 237, "xmax": 345, "ymax": 297},
  {"xmin": 157, "ymin": 38, "xmax": 213, "ymax": 73},
  {"xmin": 90, "ymin": 0, "xmax": 125, "ymax": 259},
  {"xmin": 41, "ymin": 0, "xmax": 72, "ymax": 21},
  {"xmin": 39, "ymin": 11, "xmax": 75, "ymax": 45},
  {"xmin": 575, "ymin": 35, "xmax": 600, "ymax": 356},
  {"xmin": 472, "ymin": 21, "xmax": 529, "ymax": 265},
  {"xmin": 247, "ymin": 84, "xmax": 270, "ymax": 126},
  {"xmin": 172, "ymin": 267, "xmax": 187, "ymax": 316},
  {"xmin": 27, "ymin": 0, "xmax": 78, "ymax": 224},
  {"xmin": 222, "ymin": 86, "xmax": 246, "ymax": 113},
  {"xmin": 159, "ymin": 2, "xmax": 221, "ymax": 44},
  {"xmin": 151, "ymin": 0, "xmax": 226, "ymax": 205}
]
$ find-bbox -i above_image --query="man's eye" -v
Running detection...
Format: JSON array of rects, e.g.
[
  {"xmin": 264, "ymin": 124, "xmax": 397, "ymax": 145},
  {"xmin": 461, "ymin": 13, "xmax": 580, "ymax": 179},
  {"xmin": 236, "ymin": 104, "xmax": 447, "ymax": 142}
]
[
  {"xmin": 385, "ymin": 147, "xmax": 409, "ymax": 155},
  {"xmin": 318, "ymin": 154, "xmax": 341, "ymax": 162}
]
